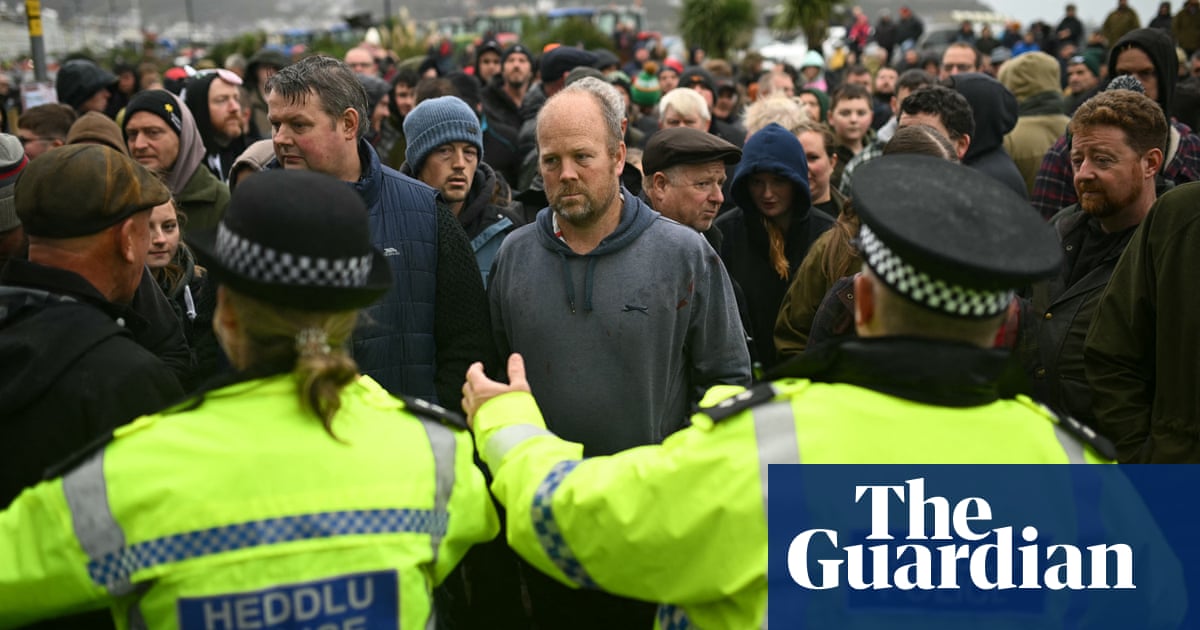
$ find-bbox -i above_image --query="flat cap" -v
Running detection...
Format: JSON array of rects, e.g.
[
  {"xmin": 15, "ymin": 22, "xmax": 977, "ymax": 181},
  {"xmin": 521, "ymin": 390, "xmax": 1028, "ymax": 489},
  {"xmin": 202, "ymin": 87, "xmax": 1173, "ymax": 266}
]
[
  {"xmin": 542, "ymin": 46, "xmax": 598, "ymax": 84},
  {"xmin": 852, "ymin": 155, "xmax": 1060, "ymax": 318},
  {"xmin": 643, "ymin": 127, "xmax": 742, "ymax": 175},
  {"xmin": 15, "ymin": 144, "xmax": 170, "ymax": 238}
]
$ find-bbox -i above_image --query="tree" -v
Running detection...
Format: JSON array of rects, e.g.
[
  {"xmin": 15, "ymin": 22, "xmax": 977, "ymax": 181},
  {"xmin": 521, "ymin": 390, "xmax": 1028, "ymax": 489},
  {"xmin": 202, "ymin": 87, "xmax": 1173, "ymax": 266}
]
[
  {"xmin": 520, "ymin": 16, "xmax": 615, "ymax": 54},
  {"xmin": 773, "ymin": 0, "xmax": 845, "ymax": 53},
  {"xmin": 678, "ymin": 0, "xmax": 756, "ymax": 61}
]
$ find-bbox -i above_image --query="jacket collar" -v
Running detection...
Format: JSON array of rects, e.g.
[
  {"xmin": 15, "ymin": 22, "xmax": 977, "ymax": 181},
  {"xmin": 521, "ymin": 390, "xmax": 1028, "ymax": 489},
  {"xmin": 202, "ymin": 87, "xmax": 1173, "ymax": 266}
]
[
  {"xmin": 770, "ymin": 337, "xmax": 1023, "ymax": 407},
  {"xmin": 1, "ymin": 258, "xmax": 148, "ymax": 332},
  {"xmin": 351, "ymin": 137, "xmax": 383, "ymax": 208}
]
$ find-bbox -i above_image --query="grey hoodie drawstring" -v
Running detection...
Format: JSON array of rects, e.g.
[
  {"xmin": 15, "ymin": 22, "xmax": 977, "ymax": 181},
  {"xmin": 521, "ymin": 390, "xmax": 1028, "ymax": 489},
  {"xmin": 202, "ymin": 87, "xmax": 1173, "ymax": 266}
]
[
  {"xmin": 558, "ymin": 251, "xmax": 577, "ymax": 314},
  {"xmin": 558, "ymin": 252, "xmax": 598, "ymax": 314},
  {"xmin": 583, "ymin": 258, "xmax": 597, "ymax": 313}
]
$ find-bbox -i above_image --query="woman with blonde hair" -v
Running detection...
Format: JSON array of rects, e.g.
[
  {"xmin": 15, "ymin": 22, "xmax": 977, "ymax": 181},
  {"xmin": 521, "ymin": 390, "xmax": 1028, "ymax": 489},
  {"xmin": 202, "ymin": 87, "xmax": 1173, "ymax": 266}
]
[
  {"xmin": 0, "ymin": 169, "xmax": 498, "ymax": 627},
  {"xmin": 715, "ymin": 122, "xmax": 836, "ymax": 371}
]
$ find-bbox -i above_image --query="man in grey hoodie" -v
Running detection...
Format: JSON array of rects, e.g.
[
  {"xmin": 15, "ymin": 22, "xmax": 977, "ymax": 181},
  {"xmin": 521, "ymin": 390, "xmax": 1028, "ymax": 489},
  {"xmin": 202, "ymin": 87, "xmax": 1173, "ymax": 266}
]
[{"xmin": 486, "ymin": 76, "xmax": 751, "ymax": 629}]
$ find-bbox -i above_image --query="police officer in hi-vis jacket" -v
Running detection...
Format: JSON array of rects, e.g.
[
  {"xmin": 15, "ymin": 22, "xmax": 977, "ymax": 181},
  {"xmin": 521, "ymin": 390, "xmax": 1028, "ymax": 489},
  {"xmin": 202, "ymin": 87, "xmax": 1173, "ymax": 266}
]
[{"xmin": 0, "ymin": 170, "xmax": 497, "ymax": 628}]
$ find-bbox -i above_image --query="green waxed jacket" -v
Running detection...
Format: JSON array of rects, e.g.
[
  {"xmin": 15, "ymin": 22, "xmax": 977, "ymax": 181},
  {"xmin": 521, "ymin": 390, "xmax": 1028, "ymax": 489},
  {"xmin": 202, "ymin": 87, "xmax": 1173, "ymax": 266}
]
[{"xmin": 0, "ymin": 375, "xmax": 498, "ymax": 629}]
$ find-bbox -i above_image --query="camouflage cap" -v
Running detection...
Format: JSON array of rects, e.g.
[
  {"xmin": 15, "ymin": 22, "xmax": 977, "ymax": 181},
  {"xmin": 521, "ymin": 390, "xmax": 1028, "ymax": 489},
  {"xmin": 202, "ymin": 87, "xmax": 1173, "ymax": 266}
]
[{"xmin": 15, "ymin": 144, "xmax": 170, "ymax": 238}]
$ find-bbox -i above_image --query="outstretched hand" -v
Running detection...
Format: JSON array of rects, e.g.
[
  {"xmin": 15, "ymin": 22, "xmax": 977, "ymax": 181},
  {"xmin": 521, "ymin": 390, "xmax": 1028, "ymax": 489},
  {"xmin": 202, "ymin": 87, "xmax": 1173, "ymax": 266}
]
[{"xmin": 462, "ymin": 353, "xmax": 531, "ymax": 428}]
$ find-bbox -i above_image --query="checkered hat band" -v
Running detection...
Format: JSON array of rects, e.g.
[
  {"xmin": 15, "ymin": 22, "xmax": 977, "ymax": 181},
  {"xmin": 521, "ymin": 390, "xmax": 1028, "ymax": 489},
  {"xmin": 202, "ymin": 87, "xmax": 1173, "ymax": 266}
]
[
  {"xmin": 215, "ymin": 224, "xmax": 374, "ymax": 289},
  {"xmin": 859, "ymin": 224, "xmax": 1013, "ymax": 318}
]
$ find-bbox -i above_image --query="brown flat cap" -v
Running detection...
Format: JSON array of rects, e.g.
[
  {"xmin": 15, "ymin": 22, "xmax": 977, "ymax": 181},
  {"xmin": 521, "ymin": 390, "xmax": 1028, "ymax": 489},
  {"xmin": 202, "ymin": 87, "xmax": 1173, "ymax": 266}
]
[
  {"xmin": 66, "ymin": 111, "xmax": 130, "ymax": 155},
  {"xmin": 643, "ymin": 127, "xmax": 742, "ymax": 176},
  {"xmin": 15, "ymin": 144, "xmax": 170, "ymax": 238}
]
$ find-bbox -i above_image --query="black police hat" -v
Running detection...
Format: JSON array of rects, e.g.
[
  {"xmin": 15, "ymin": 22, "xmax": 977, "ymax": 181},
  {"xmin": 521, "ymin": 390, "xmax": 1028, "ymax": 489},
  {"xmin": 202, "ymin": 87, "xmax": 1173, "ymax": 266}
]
[
  {"xmin": 851, "ymin": 155, "xmax": 1061, "ymax": 318},
  {"xmin": 187, "ymin": 169, "xmax": 391, "ymax": 311},
  {"xmin": 642, "ymin": 127, "xmax": 742, "ymax": 175}
]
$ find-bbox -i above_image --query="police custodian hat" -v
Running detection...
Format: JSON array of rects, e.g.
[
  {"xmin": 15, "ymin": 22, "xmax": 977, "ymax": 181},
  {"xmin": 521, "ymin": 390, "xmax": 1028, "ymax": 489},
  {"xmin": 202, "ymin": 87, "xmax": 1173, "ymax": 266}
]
[
  {"xmin": 851, "ymin": 155, "xmax": 1061, "ymax": 318},
  {"xmin": 642, "ymin": 127, "xmax": 742, "ymax": 176}
]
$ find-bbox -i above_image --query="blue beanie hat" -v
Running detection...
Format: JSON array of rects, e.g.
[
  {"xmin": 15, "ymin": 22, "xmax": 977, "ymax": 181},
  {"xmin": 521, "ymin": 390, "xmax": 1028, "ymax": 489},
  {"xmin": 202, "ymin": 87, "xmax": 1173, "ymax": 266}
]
[{"xmin": 403, "ymin": 96, "xmax": 484, "ymax": 173}]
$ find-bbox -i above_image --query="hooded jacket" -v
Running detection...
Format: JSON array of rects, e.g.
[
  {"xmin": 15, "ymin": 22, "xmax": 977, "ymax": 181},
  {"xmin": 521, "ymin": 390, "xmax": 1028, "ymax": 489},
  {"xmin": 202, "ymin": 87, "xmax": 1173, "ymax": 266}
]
[
  {"xmin": 949, "ymin": 72, "xmax": 1029, "ymax": 198},
  {"xmin": 488, "ymin": 189, "xmax": 751, "ymax": 457},
  {"xmin": 184, "ymin": 73, "xmax": 257, "ymax": 183},
  {"xmin": 1031, "ymin": 28, "xmax": 1200, "ymax": 218},
  {"xmin": 717, "ymin": 123, "xmax": 835, "ymax": 369},
  {"xmin": 400, "ymin": 160, "xmax": 524, "ymax": 286},
  {"xmin": 126, "ymin": 90, "xmax": 230, "ymax": 230},
  {"xmin": 0, "ymin": 260, "xmax": 183, "ymax": 507},
  {"xmin": 55, "ymin": 60, "xmax": 115, "ymax": 112},
  {"xmin": 998, "ymin": 52, "xmax": 1071, "ymax": 195}
]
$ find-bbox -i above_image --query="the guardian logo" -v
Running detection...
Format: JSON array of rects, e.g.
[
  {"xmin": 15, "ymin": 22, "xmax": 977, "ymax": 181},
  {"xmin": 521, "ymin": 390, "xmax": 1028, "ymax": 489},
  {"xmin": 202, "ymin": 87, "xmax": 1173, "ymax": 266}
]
[{"xmin": 787, "ymin": 478, "xmax": 1135, "ymax": 591}]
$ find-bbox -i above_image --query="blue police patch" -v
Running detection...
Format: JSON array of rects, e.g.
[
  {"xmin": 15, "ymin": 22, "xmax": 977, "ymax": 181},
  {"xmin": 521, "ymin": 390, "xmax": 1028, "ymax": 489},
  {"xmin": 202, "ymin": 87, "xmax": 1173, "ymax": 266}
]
[{"xmin": 177, "ymin": 571, "xmax": 398, "ymax": 629}]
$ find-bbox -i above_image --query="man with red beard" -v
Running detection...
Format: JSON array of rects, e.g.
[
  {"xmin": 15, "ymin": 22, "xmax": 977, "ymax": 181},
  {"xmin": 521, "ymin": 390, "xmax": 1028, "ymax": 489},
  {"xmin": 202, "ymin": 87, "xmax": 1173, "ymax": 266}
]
[
  {"xmin": 1019, "ymin": 89, "xmax": 1166, "ymax": 430},
  {"xmin": 184, "ymin": 69, "xmax": 258, "ymax": 183}
]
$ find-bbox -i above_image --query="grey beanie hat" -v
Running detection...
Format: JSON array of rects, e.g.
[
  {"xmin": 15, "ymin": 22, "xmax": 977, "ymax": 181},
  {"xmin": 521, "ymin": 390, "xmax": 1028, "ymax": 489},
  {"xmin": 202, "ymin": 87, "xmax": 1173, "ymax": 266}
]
[
  {"xmin": 0, "ymin": 134, "xmax": 28, "ymax": 232},
  {"xmin": 402, "ymin": 96, "xmax": 483, "ymax": 172}
]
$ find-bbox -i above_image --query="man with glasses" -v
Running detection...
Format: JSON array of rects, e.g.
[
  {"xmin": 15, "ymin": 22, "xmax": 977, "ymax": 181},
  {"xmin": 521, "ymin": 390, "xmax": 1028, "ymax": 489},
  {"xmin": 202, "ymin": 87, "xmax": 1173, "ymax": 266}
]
[
  {"xmin": 184, "ymin": 69, "xmax": 257, "ymax": 182},
  {"xmin": 1033, "ymin": 28, "xmax": 1200, "ymax": 219},
  {"xmin": 15, "ymin": 104, "xmax": 76, "ymax": 160}
]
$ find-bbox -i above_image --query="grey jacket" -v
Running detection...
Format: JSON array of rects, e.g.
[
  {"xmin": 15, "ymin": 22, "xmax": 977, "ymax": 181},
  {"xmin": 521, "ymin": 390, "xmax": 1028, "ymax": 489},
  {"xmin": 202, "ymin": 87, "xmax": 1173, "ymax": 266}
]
[{"xmin": 489, "ymin": 190, "xmax": 751, "ymax": 456}]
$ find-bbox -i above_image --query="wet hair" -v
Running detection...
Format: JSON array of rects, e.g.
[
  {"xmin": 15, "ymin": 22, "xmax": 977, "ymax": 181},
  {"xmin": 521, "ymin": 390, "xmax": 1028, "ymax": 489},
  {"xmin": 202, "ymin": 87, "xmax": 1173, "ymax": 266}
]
[
  {"xmin": 1069, "ymin": 89, "xmax": 1169, "ymax": 157},
  {"xmin": 545, "ymin": 77, "xmax": 626, "ymax": 155},
  {"xmin": 744, "ymin": 95, "xmax": 807, "ymax": 136},
  {"xmin": 884, "ymin": 124, "xmax": 959, "ymax": 161},
  {"xmin": 899, "ymin": 85, "xmax": 975, "ymax": 141},
  {"xmin": 17, "ymin": 103, "xmax": 77, "ymax": 139},
  {"xmin": 266, "ymin": 55, "xmax": 370, "ymax": 138},
  {"xmin": 222, "ymin": 288, "xmax": 359, "ymax": 438}
]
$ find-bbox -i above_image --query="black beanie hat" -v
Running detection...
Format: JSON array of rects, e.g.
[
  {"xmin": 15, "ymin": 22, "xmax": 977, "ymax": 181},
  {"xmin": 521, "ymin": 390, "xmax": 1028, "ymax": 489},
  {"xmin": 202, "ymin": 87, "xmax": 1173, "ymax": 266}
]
[{"xmin": 123, "ymin": 89, "xmax": 184, "ymax": 138}]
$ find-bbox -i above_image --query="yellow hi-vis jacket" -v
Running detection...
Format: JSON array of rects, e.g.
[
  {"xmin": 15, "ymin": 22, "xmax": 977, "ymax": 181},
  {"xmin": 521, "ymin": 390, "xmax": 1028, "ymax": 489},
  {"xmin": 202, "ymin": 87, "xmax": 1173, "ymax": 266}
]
[
  {"xmin": 0, "ymin": 374, "xmax": 499, "ymax": 629},
  {"xmin": 472, "ymin": 379, "xmax": 1114, "ymax": 630}
]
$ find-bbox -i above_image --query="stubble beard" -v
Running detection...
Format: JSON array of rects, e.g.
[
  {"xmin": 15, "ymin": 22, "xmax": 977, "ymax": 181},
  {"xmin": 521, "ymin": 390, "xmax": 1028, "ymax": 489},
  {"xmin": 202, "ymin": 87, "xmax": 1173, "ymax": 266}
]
[{"xmin": 552, "ymin": 181, "xmax": 619, "ymax": 229}]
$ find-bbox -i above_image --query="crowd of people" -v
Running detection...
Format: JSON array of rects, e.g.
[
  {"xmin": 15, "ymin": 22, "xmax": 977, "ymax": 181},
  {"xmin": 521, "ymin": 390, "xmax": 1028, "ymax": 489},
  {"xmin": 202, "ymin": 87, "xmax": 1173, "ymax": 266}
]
[{"xmin": 0, "ymin": 0, "xmax": 1197, "ymax": 627}]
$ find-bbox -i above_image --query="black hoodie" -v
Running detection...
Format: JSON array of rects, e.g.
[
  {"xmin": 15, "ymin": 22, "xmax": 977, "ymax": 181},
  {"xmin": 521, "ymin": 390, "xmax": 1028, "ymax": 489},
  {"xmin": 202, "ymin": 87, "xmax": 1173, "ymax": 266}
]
[
  {"xmin": 949, "ymin": 72, "xmax": 1028, "ymax": 198},
  {"xmin": 183, "ymin": 73, "xmax": 257, "ymax": 183},
  {"xmin": 1108, "ymin": 28, "xmax": 1178, "ymax": 119}
]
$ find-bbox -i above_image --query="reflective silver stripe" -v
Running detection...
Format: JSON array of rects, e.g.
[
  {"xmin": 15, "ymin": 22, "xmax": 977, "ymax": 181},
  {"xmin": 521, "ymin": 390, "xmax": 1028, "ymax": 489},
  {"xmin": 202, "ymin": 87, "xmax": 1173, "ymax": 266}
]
[
  {"xmin": 419, "ymin": 419, "xmax": 457, "ymax": 565},
  {"xmin": 1053, "ymin": 423, "xmax": 1086, "ymax": 464},
  {"xmin": 751, "ymin": 398, "xmax": 800, "ymax": 630},
  {"xmin": 62, "ymin": 450, "xmax": 133, "ymax": 596},
  {"xmin": 484, "ymin": 424, "xmax": 554, "ymax": 468}
]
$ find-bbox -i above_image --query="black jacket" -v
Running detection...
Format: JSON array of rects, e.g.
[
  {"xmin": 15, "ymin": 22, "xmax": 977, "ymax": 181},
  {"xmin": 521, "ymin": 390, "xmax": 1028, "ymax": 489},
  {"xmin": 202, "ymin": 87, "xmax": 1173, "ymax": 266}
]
[
  {"xmin": 951, "ymin": 72, "xmax": 1029, "ymax": 198},
  {"xmin": 717, "ymin": 124, "xmax": 835, "ymax": 370},
  {"xmin": 1020, "ymin": 206, "xmax": 1137, "ymax": 428},
  {"xmin": 481, "ymin": 77, "xmax": 525, "ymax": 136},
  {"xmin": 0, "ymin": 260, "xmax": 183, "ymax": 507}
]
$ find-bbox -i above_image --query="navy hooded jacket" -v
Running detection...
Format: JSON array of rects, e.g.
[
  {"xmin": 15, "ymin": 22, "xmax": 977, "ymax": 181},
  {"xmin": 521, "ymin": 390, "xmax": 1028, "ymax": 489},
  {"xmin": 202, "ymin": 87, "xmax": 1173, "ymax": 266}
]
[{"xmin": 716, "ymin": 123, "xmax": 835, "ymax": 369}]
